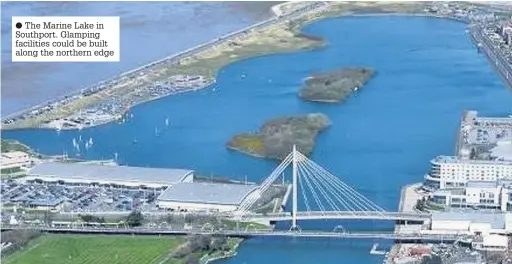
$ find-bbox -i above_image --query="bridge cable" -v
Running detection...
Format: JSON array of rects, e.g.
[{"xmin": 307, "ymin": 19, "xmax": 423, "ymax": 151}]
[
  {"xmin": 297, "ymin": 158, "xmax": 326, "ymax": 214},
  {"xmin": 237, "ymin": 153, "xmax": 293, "ymax": 213},
  {"xmin": 301, "ymin": 153, "xmax": 386, "ymax": 214},
  {"xmin": 298, "ymin": 152, "xmax": 386, "ymax": 214},
  {"xmin": 300, "ymin": 158, "xmax": 367, "ymax": 213},
  {"xmin": 297, "ymin": 164, "xmax": 312, "ymax": 213},
  {"xmin": 298, "ymin": 158, "xmax": 342, "ymax": 214}
]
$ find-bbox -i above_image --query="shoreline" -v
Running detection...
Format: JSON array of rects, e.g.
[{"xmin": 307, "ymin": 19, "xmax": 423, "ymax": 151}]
[
  {"xmin": 201, "ymin": 239, "xmax": 243, "ymax": 264},
  {"xmin": 226, "ymin": 145, "xmax": 266, "ymax": 159},
  {"xmin": 2, "ymin": 2, "xmax": 441, "ymax": 131},
  {"xmin": 3, "ymin": 6, "xmax": 499, "ymax": 132},
  {"xmin": 1, "ymin": 2, "xmax": 329, "ymax": 130}
]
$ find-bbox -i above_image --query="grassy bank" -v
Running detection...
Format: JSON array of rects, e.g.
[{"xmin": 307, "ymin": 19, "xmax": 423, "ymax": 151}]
[
  {"xmin": 3, "ymin": 235, "xmax": 185, "ymax": 264},
  {"xmin": 1, "ymin": 139, "xmax": 32, "ymax": 153}
]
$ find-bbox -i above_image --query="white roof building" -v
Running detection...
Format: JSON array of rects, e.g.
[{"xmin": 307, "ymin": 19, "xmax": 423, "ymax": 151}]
[
  {"xmin": 474, "ymin": 234, "xmax": 509, "ymax": 251},
  {"xmin": 491, "ymin": 141, "xmax": 512, "ymax": 162},
  {"xmin": 25, "ymin": 162, "xmax": 194, "ymax": 188},
  {"xmin": 1, "ymin": 151, "xmax": 31, "ymax": 170},
  {"xmin": 424, "ymin": 156, "xmax": 512, "ymax": 189},
  {"xmin": 431, "ymin": 212, "xmax": 507, "ymax": 234},
  {"xmin": 157, "ymin": 182, "xmax": 259, "ymax": 212}
]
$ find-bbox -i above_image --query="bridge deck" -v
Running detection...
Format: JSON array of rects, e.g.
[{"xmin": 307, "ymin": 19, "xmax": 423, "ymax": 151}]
[
  {"xmin": 235, "ymin": 211, "xmax": 430, "ymax": 221},
  {"xmin": 2, "ymin": 226, "xmax": 457, "ymax": 242}
]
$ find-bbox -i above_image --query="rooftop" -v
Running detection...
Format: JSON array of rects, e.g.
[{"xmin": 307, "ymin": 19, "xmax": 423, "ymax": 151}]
[
  {"xmin": 432, "ymin": 155, "xmax": 512, "ymax": 165},
  {"xmin": 491, "ymin": 141, "xmax": 512, "ymax": 161},
  {"xmin": 1, "ymin": 151, "xmax": 29, "ymax": 159},
  {"xmin": 157, "ymin": 182, "xmax": 258, "ymax": 205},
  {"xmin": 28, "ymin": 198, "xmax": 64, "ymax": 207},
  {"xmin": 432, "ymin": 211, "xmax": 505, "ymax": 229},
  {"xmin": 28, "ymin": 162, "xmax": 193, "ymax": 185},
  {"xmin": 467, "ymin": 181, "xmax": 498, "ymax": 189}
]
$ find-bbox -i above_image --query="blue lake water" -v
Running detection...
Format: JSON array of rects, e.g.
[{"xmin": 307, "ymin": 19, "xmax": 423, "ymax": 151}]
[
  {"xmin": 3, "ymin": 16, "xmax": 512, "ymax": 263},
  {"xmin": 1, "ymin": 1, "xmax": 272, "ymax": 115}
]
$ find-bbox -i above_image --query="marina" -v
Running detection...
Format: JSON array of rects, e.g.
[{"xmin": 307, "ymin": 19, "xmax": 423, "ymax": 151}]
[{"xmin": 3, "ymin": 2, "xmax": 512, "ymax": 264}]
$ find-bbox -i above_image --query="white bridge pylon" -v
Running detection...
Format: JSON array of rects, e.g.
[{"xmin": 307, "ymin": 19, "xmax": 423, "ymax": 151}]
[{"xmin": 236, "ymin": 146, "xmax": 387, "ymax": 229}]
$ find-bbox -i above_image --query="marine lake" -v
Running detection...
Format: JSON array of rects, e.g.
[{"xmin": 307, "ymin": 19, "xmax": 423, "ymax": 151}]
[{"xmin": 3, "ymin": 16, "xmax": 512, "ymax": 264}]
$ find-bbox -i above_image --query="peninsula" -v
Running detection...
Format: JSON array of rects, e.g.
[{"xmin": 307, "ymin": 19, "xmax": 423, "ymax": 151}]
[
  {"xmin": 2, "ymin": 1, "xmax": 429, "ymax": 131},
  {"xmin": 227, "ymin": 113, "xmax": 331, "ymax": 160},
  {"xmin": 299, "ymin": 67, "xmax": 375, "ymax": 103}
]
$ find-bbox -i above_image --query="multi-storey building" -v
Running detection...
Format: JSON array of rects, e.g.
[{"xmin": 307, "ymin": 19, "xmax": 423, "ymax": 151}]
[
  {"xmin": 424, "ymin": 156, "xmax": 512, "ymax": 190},
  {"xmin": 430, "ymin": 181, "xmax": 512, "ymax": 212}
]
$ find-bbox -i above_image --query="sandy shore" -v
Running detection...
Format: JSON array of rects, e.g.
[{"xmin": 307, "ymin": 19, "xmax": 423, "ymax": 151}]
[{"xmin": 2, "ymin": 1, "xmax": 428, "ymax": 131}]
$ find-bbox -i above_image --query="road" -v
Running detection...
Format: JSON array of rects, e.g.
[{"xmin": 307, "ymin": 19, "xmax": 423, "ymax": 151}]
[
  {"xmin": 470, "ymin": 25, "xmax": 512, "ymax": 88},
  {"xmin": 2, "ymin": 2, "xmax": 330, "ymax": 122},
  {"xmin": 239, "ymin": 211, "xmax": 430, "ymax": 222},
  {"xmin": 2, "ymin": 225, "xmax": 460, "ymax": 242}
]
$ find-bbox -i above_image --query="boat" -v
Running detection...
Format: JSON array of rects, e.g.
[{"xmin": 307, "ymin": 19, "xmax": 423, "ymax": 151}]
[
  {"xmin": 88, "ymin": 137, "xmax": 94, "ymax": 146},
  {"xmin": 370, "ymin": 243, "xmax": 386, "ymax": 255},
  {"xmin": 132, "ymin": 138, "xmax": 138, "ymax": 144},
  {"xmin": 241, "ymin": 73, "xmax": 246, "ymax": 79},
  {"xmin": 165, "ymin": 118, "xmax": 170, "ymax": 127},
  {"xmin": 130, "ymin": 113, "xmax": 134, "ymax": 118},
  {"xmin": 155, "ymin": 127, "xmax": 159, "ymax": 136},
  {"xmin": 213, "ymin": 87, "xmax": 216, "ymax": 92},
  {"xmin": 79, "ymin": 135, "xmax": 82, "ymax": 142},
  {"xmin": 72, "ymin": 138, "xmax": 78, "ymax": 149}
]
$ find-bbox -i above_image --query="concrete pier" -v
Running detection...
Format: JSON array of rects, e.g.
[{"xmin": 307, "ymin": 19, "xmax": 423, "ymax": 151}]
[{"xmin": 385, "ymin": 183, "xmax": 426, "ymax": 264}]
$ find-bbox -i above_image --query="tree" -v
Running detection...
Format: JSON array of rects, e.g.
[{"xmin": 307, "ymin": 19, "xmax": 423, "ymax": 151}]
[
  {"xmin": 184, "ymin": 214, "xmax": 194, "ymax": 224},
  {"xmin": 211, "ymin": 236, "xmax": 228, "ymax": 251},
  {"xmin": 470, "ymin": 148, "xmax": 477, "ymax": 159},
  {"xmin": 80, "ymin": 214, "xmax": 105, "ymax": 223},
  {"xmin": 184, "ymin": 255, "xmax": 199, "ymax": 264},
  {"xmin": 196, "ymin": 234, "xmax": 212, "ymax": 250},
  {"xmin": 126, "ymin": 211, "xmax": 144, "ymax": 227},
  {"xmin": 415, "ymin": 200, "xmax": 425, "ymax": 211}
]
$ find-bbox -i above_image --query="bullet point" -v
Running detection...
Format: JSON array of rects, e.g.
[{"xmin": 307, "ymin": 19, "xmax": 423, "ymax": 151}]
[{"xmin": 16, "ymin": 22, "xmax": 22, "ymax": 29}]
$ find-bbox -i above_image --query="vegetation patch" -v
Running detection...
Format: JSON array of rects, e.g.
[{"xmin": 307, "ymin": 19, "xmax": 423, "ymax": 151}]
[
  {"xmin": 1, "ymin": 139, "xmax": 32, "ymax": 153},
  {"xmin": 299, "ymin": 67, "xmax": 375, "ymax": 103},
  {"xmin": 227, "ymin": 113, "xmax": 331, "ymax": 160},
  {"xmin": 169, "ymin": 235, "xmax": 241, "ymax": 264}
]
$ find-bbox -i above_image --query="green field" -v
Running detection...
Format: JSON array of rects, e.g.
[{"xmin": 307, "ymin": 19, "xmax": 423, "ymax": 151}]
[{"xmin": 3, "ymin": 235, "xmax": 185, "ymax": 264}]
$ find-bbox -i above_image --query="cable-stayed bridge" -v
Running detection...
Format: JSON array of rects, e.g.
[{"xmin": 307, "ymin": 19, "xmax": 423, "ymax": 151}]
[
  {"xmin": 231, "ymin": 146, "xmax": 430, "ymax": 228},
  {"xmin": 3, "ymin": 147, "xmax": 435, "ymax": 241}
]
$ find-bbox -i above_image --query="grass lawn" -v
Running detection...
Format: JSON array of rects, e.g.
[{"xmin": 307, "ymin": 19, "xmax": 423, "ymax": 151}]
[{"xmin": 3, "ymin": 235, "xmax": 185, "ymax": 264}]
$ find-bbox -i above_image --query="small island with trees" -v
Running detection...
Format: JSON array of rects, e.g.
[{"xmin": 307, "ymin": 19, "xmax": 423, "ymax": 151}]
[
  {"xmin": 227, "ymin": 113, "xmax": 331, "ymax": 160},
  {"xmin": 298, "ymin": 67, "xmax": 376, "ymax": 103}
]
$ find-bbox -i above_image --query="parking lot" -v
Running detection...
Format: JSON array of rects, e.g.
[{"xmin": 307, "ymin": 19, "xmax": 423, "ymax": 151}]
[{"xmin": 1, "ymin": 180, "xmax": 162, "ymax": 213}]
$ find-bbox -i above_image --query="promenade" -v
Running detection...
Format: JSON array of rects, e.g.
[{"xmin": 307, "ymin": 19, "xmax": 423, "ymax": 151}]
[
  {"xmin": 469, "ymin": 25, "xmax": 512, "ymax": 89},
  {"xmin": 2, "ymin": 1, "xmax": 329, "ymax": 125}
]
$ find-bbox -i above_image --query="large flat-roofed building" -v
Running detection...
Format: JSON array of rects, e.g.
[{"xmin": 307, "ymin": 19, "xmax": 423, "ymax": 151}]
[
  {"xmin": 430, "ymin": 181, "xmax": 506, "ymax": 211},
  {"xmin": 491, "ymin": 141, "xmax": 512, "ymax": 161},
  {"xmin": 430, "ymin": 211, "xmax": 508, "ymax": 234},
  {"xmin": 25, "ymin": 162, "xmax": 194, "ymax": 188},
  {"xmin": 1, "ymin": 151, "xmax": 31, "ymax": 170},
  {"xmin": 157, "ymin": 182, "xmax": 259, "ymax": 212},
  {"xmin": 424, "ymin": 156, "xmax": 512, "ymax": 189}
]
